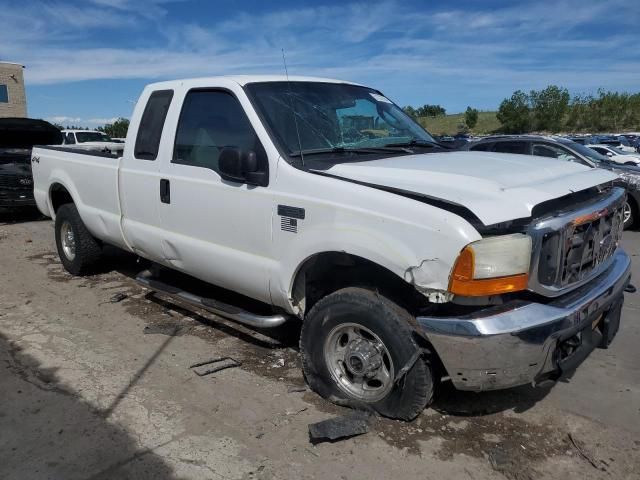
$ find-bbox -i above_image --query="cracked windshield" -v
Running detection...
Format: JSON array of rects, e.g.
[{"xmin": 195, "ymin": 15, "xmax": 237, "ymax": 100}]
[{"xmin": 247, "ymin": 82, "xmax": 436, "ymax": 156}]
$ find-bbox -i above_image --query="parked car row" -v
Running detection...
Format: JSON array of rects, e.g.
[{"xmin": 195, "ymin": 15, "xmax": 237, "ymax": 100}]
[
  {"xmin": 464, "ymin": 135, "xmax": 640, "ymax": 228},
  {"xmin": 564, "ymin": 133, "xmax": 640, "ymax": 152},
  {"xmin": 28, "ymin": 75, "xmax": 632, "ymax": 421}
]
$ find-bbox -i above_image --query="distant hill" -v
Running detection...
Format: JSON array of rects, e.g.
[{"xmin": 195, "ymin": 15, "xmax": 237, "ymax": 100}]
[{"xmin": 417, "ymin": 111, "xmax": 500, "ymax": 136}]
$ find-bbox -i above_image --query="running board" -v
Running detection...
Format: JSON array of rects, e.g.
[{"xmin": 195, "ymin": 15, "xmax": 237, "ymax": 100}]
[{"xmin": 135, "ymin": 270, "xmax": 290, "ymax": 329}]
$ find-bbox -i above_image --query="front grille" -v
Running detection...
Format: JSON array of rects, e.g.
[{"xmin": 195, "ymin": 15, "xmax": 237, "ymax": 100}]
[
  {"xmin": 535, "ymin": 196, "xmax": 624, "ymax": 292},
  {"xmin": 0, "ymin": 175, "xmax": 32, "ymax": 189}
]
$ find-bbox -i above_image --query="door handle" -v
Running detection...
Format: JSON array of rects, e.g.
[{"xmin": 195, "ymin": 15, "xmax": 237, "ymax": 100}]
[{"xmin": 160, "ymin": 179, "xmax": 170, "ymax": 204}]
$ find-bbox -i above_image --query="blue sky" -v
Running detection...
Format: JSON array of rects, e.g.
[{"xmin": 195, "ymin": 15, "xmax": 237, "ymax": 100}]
[{"xmin": 2, "ymin": 0, "xmax": 639, "ymax": 127}]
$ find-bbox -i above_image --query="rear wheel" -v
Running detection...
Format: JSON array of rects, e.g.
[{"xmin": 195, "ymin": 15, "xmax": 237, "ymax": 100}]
[
  {"xmin": 55, "ymin": 203, "xmax": 102, "ymax": 275},
  {"xmin": 300, "ymin": 287, "xmax": 434, "ymax": 420}
]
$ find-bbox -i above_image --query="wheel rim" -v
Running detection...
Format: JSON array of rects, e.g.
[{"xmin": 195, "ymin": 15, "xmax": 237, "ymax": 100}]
[
  {"xmin": 623, "ymin": 201, "xmax": 632, "ymax": 225},
  {"xmin": 323, "ymin": 323, "xmax": 394, "ymax": 402},
  {"xmin": 60, "ymin": 221, "xmax": 76, "ymax": 261}
]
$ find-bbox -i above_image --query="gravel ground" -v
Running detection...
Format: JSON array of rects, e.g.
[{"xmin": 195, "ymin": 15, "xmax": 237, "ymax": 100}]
[{"xmin": 1, "ymin": 209, "xmax": 639, "ymax": 480}]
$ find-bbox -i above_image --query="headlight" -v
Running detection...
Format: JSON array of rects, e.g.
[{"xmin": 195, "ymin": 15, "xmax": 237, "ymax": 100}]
[{"xmin": 449, "ymin": 233, "xmax": 532, "ymax": 296}]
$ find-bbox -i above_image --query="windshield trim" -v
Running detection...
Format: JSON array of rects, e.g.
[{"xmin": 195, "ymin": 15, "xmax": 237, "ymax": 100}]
[{"xmin": 243, "ymin": 81, "xmax": 437, "ymax": 168}]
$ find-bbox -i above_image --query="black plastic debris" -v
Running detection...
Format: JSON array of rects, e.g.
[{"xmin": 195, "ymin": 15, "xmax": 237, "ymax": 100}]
[
  {"xmin": 308, "ymin": 412, "xmax": 370, "ymax": 443},
  {"xmin": 109, "ymin": 292, "xmax": 128, "ymax": 303},
  {"xmin": 287, "ymin": 385, "xmax": 307, "ymax": 393},
  {"xmin": 143, "ymin": 323, "xmax": 183, "ymax": 336},
  {"xmin": 190, "ymin": 357, "xmax": 241, "ymax": 377}
]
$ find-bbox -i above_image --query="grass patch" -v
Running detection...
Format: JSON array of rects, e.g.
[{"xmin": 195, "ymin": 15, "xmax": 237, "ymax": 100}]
[{"xmin": 417, "ymin": 111, "xmax": 500, "ymax": 136}]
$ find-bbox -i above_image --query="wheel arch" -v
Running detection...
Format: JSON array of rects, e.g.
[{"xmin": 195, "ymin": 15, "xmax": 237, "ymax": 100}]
[
  {"xmin": 289, "ymin": 251, "xmax": 432, "ymax": 317},
  {"xmin": 625, "ymin": 190, "xmax": 640, "ymax": 229},
  {"xmin": 49, "ymin": 182, "xmax": 76, "ymax": 216}
]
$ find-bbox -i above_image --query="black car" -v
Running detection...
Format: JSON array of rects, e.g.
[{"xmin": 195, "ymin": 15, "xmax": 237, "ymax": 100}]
[
  {"xmin": 465, "ymin": 135, "xmax": 640, "ymax": 229},
  {"xmin": 0, "ymin": 118, "xmax": 62, "ymax": 208}
]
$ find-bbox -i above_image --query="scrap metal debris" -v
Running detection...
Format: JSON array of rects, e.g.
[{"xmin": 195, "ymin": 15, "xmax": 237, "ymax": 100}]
[
  {"xmin": 308, "ymin": 412, "xmax": 371, "ymax": 443},
  {"xmin": 109, "ymin": 292, "xmax": 129, "ymax": 303},
  {"xmin": 143, "ymin": 323, "xmax": 184, "ymax": 336},
  {"xmin": 568, "ymin": 433, "xmax": 607, "ymax": 471},
  {"xmin": 190, "ymin": 356, "xmax": 241, "ymax": 377},
  {"xmin": 285, "ymin": 406, "xmax": 308, "ymax": 416}
]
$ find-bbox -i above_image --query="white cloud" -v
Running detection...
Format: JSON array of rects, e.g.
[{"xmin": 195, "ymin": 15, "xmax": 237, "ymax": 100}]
[
  {"xmin": 45, "ymin": 116, "xmax": 121, "ymax": 127},
  {"xmin": 8, "ymin": 0, "xmax": 640, "ymax": 112},
  {"xmin": 46, "ymin": 116, "xmax": 83, "ymax": 124},
  {"xmin": 86, "ymin": 117, "xmax": 120, "ymax": 125}
]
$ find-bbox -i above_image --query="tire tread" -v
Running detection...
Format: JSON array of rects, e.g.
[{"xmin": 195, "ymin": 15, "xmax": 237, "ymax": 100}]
[{"xmin": 55, "ymin": 203, "xmax": 102, "ymax": 275}]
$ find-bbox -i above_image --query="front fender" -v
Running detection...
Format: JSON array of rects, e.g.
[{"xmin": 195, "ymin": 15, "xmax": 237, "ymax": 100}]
[{"xmin": 271, "ymin": 217, "xmax": 477, "ymax": 311}]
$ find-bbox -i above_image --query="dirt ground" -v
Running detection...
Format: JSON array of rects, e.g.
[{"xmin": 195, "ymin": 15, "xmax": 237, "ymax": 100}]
[{"xmin": 1, "ymin": 209, "xmax": 639, "ymax": 480}]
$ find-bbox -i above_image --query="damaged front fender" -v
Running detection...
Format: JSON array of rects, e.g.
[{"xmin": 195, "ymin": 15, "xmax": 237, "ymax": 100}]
[{"xmin": 404, "ymin": 258, "xmax": 454, "ymax": 303}]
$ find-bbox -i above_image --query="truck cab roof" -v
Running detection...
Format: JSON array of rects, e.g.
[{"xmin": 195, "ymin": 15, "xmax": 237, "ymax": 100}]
[{"xmin": 144, "ymin": 75, "xmax": 362, "ymax": 90}]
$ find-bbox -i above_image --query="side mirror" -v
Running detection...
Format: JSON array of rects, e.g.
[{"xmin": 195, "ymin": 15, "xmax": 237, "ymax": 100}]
[
  {"xmin": 218, "ymin": 147, "xmax": 268, "ymax": 186},
  {"xmin": 606, "ymin": 152, "xmax": 614, "ymax": 157}
]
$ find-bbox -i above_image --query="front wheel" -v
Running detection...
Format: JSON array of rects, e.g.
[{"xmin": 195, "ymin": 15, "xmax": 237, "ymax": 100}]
[
  {"xmin": 300, "ymin": 287, "xmax": 434, "ymax": 421},
  {"xmin": 623, "ymin": 199, "xmax": 638, "ymax": 230}
]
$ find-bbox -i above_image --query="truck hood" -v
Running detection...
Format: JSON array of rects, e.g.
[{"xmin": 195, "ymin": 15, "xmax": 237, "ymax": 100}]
[{"xmin": 320, "ymin": 151, "xmax": 618, "ymax": 225}]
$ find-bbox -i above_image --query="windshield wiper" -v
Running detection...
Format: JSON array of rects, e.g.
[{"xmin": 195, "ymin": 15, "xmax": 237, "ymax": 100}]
[
  {"xmin": 383, "ymin": 139, "xmax": 442, "ymax": 149},
  {"xmin": 290, "ymin": 146, "xmax": 411, "ymax": 157}
]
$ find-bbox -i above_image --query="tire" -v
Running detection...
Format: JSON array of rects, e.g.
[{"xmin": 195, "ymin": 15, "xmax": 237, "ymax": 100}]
[
  {"xmin": 300, "ymin": 287, "xmax": 434, "ymax": 421},
  {"xmin": 54, "ymin": 203, "xmax": 102, "ymax": 275},
  {"xmin": 623, "ymin": 198, "xmax": 638, "ymax": 230}
]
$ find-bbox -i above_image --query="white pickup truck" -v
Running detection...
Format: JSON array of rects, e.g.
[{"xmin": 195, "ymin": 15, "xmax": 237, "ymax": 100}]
[
  {"xmin": 31, "ymin": 76, "xmax": 632, "ymax": 420},
  {"xmin": 61, "ymin": 129, "xmax": 125, "ymax": 155}
]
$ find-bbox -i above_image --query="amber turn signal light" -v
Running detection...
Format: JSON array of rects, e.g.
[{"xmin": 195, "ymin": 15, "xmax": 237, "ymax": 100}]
[{"xmin": 449, "ymin": 245, "xmax": 529, "ymax": 296}]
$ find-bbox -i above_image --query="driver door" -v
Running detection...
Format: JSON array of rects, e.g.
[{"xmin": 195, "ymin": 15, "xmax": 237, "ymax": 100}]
[{"xmin": 157, "ymin": 89, "xmax": 273, "ymax": 302}]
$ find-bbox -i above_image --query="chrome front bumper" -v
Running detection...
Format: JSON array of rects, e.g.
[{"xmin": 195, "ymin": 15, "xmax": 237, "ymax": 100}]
[{"xmin": 417, "ymin": 249, "xmax": 632, "ymax": 391}]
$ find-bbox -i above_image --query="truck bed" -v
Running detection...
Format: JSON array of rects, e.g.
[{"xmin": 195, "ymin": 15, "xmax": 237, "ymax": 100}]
[
  {"xmin": 31, "ymin": 145, "xmax": 128, "ymax": 250},
  {"xmin": 35, "ymin": 145, "xmax": 120, "ymax": 160}
]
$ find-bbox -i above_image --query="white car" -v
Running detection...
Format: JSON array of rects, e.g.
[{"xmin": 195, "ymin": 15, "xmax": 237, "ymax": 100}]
[
  {"xmin": 61, "ymin": 129, "xmax": 125, "ymax": 155},
  {"xmin": 587, "ymin": 144, "xmax": 640, "ymax": 165},
  {"xmin": 31, "ymin": 76, "xmax": 631, "ymax": 420}
]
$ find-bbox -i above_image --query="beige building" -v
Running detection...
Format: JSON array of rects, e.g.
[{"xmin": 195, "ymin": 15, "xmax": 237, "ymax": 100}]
[{"xmin": 0, "ymin": 62, "xmax": 27, "ymax": 118}]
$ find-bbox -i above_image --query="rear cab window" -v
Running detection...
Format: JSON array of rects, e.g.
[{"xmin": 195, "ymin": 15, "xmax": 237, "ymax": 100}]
[{"xmin": 134, "ymin": 89, "xmax": 174, "ymax": 160}]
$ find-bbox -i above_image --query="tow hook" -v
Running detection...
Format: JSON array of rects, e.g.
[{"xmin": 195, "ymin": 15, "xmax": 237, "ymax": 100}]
[{"xmin": 624, "ymin": 284, "xmax": 637, "ymax": 294}]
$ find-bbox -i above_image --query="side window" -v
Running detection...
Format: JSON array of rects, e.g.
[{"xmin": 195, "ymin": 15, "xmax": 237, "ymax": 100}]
[
  {"xmin": 0, "ymin": 84, "xmax": 8, "ymax": 103},
  {"xmin": 470, "ymin": 142, "xmax": 494, "ymax": 151},
  {"xmin": 532, "ymin": 143, "xmax": 580, "ymax": 162},
  {"xmin": 65, "ymin": 133, "xmax": 76, "ymax": 144},
  {"xmin": 590, "ymin": 147, "xmax": 609, "ymax": 156},
  {"xmin": 134, "ymin": 89, "xmax": 174, "ymax": 160},
  {"xmin": 492, "ymin": 141, "xmax": 526, "ymax": 154},
  {"xmin": 173, "ymin": 90, "xmax": 264, "ymax": 173}
]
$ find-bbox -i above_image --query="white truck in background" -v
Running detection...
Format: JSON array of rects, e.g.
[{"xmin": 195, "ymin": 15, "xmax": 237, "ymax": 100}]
[
  {"xmin": 61, "ymin": 129, "xmax": 125, "ymax": 155},
  {"xmin": 31, "ymin": 76, "xmax": 632, "ymax": 420}
]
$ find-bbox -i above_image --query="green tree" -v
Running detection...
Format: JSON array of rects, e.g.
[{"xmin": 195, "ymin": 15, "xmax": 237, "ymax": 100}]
[
  {"xmin": 96, "ymin": 117, "xmax": 129, "ymax": 138},
  {"xmin": 497, "ymin": 90, "xmax": 531, "ymax": 133},
  {"xmin": 416, "ymin": 104, "xmax": 446, "ymax": 117},
  {"xmin": 464, "ymin": 106, "xmax": 479, "ymax": 129},
  {"xmin": 529, "ymin": 85, "xmax": 570, "ymax": 132},
  {"xmin": 403, "ymin": 106, "xmax": 417, "ymax": 118}
]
